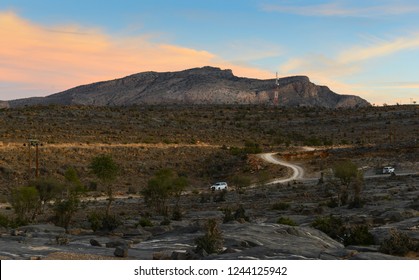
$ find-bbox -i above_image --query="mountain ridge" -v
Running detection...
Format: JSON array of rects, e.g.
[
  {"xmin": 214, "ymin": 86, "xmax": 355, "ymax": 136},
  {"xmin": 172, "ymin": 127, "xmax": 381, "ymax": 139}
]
[{"xmin": 3, "ymin": 66, "xmax": 370, "ymax": 108}]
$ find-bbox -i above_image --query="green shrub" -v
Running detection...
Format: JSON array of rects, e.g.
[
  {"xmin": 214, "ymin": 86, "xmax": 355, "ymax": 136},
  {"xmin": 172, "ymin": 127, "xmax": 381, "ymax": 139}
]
[
  {"xmin": 277, "ymin": 216, "xmax": 297, "ymax": 226},
  {"xmin": 53, "ymin": 196, "xmax": 80, "ymax": 231},
  {"xmin": 171, "ymin": 206, "xmax": 183, "ymax": 221},
  {"xmin": 234, "ymin": 204, "xmax": 249, "ymax": 222},
  {"xmin": 312, "ymin": 215, "xmax": 345, "ymax": 240},
  {"xmin": 195, "ymin": 219, "xmax": 224, "ymax": 254},
  {"xmin": 379, "ymin": 229, "xmax": 418, "ymax": 256},
  {"xmin": 10, "ymin": 186, "xmax": 40, "ymax": 223},
  {"xmin": 88, "ymin": 212, "xmax": 122, "ymax": 232},
  {"xmin": 101, "ymin": 214, "xmax": 122, "ymax": 231},
  {"xmin": 222, "ymin": 205, "xmax": 249, "ymax": 223},
  {"xmin": 343, "ymin": 225, "xmax": 374, "ymax": 246},
  {"xmin": 0, "ymin": 213, "xmax": 11, "ymax": 228},
  {"xmin": 271, "ymin": 202, "xmax": 290, "ymax": 211},
  {"xmin": 243, "ymin": 141, "xmax": 262, "ymax": 154},
  {"xmin": 326, "ymin": 198, "xmax": 339, "ymax": 208},
  {"xmin": 138, "ymin": 217, "xmax": 153, "ymax": 227},
  {"xmin": 222, "ymin": 208, "xmax": 234, "ymax": 223},
  {"xmin": 88, "ymin": 212, "xmax": 102, "ymax": 232},
  {"xmin": 141, "ymin": 168, "xmax": 187, "ymax": 215}
]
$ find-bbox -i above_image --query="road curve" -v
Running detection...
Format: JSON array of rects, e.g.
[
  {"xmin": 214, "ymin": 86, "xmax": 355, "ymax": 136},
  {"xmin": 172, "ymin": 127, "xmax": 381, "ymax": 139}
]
[{"xmin": 258, "ymin": 153, "xmax": 305, "ymax": 185}]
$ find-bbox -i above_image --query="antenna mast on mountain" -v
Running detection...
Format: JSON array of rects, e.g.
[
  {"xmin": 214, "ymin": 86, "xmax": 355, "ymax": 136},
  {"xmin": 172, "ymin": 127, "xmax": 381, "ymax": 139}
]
[{"xmin": 274, "ymin": 72, "xmax": 279, "ymax": 106}]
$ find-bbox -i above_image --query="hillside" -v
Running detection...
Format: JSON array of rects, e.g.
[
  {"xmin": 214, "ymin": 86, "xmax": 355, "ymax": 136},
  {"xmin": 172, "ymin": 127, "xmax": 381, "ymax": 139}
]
[{"xmin": 5, "ymin": 66, "xmax": 370, "ymax": 108}]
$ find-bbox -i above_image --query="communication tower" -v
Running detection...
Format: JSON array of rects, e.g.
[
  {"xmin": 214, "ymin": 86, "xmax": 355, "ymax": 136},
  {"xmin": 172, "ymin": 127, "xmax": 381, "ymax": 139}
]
[{"xmin": 274, "ymin": 72, "xmax": 279, "ymax": 106}]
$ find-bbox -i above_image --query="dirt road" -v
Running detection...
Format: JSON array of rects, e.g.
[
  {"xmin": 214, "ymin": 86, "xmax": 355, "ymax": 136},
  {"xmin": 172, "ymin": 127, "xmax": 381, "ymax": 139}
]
[{"xmin": 258, "ymin": 152, "xmax": 305, "ymax": 185}]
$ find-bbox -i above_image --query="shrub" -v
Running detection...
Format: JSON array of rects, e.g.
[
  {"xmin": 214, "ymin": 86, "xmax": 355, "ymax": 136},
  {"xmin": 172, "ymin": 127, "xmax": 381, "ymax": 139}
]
[
  {"xmin": 89, "ymin": 154, "xmax": 119, "ymax": 216},
  {"xmin": 138, "ymin": 217, "xmax": 153, "ymax": 227},
  {"xmin": 330, "ymin": 160, "xmax": 364, "ymax": 207},
  {"xmin": 213, "ymin": 189, "xmax": 227, "ymax": 202},
  {"xmin": 31, "ymin": 178, "xmax": 63, "ymax": 213},
  {"xmin": 160, "ymin": 218, "xmax": 171, "ymax": 226},
  {"xmin": 0, "ymin": 213, "xmax": 11, "ymax": 228},
  {"xmin": 326, "ymin": 198, "xmax": 339, "ymax": 208},
  {"xmin": 10, "ymin": 186, "xmax": 40, "ymax": 223},
  {"xmin": 343, "ymin": 225, "xmax": 374, "ymax": 246},
  {"xmin": 222, "ymin": 208, "xmax": 234, "ymax": 223},
  {"xmin": 222, "ymin": 205, "xmax": 249, "ymax": 223},
  {"xmin": 141, "ymin": 168, "xmax": 188, "ymax": 215},
  {"xmin": 271, "ymin": 202, "xmax": 290, "ymax": 211},
  {"xmin": 277, "ymin": 216, "xmax": 297, "ymax": 226},
  {"xmin": 379, "ymin": 229, "xmax": 418, "ymax": 256},
  {"xmin": 231, "ymin": 174, "xmax": 251, "ymax": 194},
  {"xmin": 312, "ymin": 215, "xmax": 345, "ymax": 241},
  {"xmin": 171, "ymin": 206, "xmax": 183, "ymax": 221},
  {"xmin": 88, "ymin": 212, "xmax": 102, "ymax": 232},
  {"xmin": 234, "ymin": 204, "xmax": 249, "ymax": 222},
  {"xmin": 243, "ymin": 141, "xmax": 262, "ymax": 154},
  {"xmin": 200, "ymin": 193, "xmax": 210, "ymax": 203},
  {"xmin": 195, "ymin": 219, "xmax": 224, "ymax": 254},
  {"xmin": 53, "ymin": 196, "xmax": 80, "ymax": 231},
  {"xmin": 127, "ymin": 186, "xmax": 138, "ymax": 195},
  {"xmin": 101, "ymin": 214, "xmax": 122, "ymax": 231},
  {"xmin": 88, "ymin": 212, "xmax": 122, "ymax": 232}
]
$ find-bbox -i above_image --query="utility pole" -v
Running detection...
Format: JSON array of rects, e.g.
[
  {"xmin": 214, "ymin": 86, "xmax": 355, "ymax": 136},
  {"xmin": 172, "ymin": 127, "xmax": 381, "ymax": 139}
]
[{"xmin": 26, "ymin": 138, "xmax": 40, "ymax": 179}]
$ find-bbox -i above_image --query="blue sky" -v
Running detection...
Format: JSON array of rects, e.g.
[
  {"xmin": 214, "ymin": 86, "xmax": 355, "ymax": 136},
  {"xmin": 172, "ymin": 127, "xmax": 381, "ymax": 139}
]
[{"xmin": 1, "ymin": 0, "xmax": 419, "ymax": 105}]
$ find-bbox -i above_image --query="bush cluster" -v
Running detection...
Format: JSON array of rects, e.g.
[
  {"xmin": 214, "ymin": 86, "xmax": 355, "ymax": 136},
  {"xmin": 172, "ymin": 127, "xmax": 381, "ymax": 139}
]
[
  {"xmin": 277, "ymin": 216, "xmax": 297, "ymax": 226},
  {"xmin": 88, "ymin": 212, "xmax": 122, "ymax": 232},
  {"xmin": 194, "ymin": 219, "xmax": 224, "ymax": 254},
  {"xmin": 379, "ymin": 229, "xmax": 419, "ymax": 256}
]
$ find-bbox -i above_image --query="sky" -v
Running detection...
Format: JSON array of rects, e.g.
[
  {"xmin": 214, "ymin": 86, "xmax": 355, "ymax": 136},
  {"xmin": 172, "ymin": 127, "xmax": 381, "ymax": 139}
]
[{"xmin": 1, "ymin": 0, "xmax": 419, "ymax": 105}]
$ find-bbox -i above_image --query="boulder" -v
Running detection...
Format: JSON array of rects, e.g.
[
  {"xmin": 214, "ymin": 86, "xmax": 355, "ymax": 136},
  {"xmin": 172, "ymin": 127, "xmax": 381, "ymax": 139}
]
[
  {"xmin": 90, "ymin": 239, "xmax": 102, "ymax": 247},
  {"xmin": 114, "ymin": 246, "xmax": 128, "ymax": 258}
]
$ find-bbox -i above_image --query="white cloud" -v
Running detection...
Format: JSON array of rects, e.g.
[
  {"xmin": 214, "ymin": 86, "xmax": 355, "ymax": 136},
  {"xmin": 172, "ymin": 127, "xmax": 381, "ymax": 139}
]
[
  {"xmin": 261, "ymin": 1, "xmax": 419, "ymax": 17},
  {"xmin": 278, "ymin": 32, "xmax": 419, "ymax": 103}
]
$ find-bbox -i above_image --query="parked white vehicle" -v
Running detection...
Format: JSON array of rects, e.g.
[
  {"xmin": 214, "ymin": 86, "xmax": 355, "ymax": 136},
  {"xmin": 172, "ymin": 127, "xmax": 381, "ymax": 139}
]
[
  {"xmin": 210, "ymin": 182, "xmax": 228, "ymax": 191},
  {"xmin": 382, "ymin": 166, "xmax": 395, "ymax": 174}
]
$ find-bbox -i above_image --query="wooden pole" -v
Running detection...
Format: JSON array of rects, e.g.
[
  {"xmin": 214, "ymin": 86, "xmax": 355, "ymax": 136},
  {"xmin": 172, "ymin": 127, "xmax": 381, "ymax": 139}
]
[
  {"xmin": 35, "ymin": 143, "xmax": 39, "ymax": 178},
  {"xmin": 28, "ymin": 142, "xmax": 31, "ymax": 176}
]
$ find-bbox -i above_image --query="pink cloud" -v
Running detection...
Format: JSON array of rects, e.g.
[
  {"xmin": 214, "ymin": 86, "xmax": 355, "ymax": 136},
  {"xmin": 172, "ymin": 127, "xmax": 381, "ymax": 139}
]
[{"xmin": 0, "ymin": 11, "xmax": 272, "ymax": 100}]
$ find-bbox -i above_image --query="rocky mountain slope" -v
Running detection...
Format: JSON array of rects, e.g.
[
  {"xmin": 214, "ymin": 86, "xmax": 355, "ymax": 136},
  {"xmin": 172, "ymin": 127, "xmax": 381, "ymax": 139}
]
[{"xmin": 5, "ymin": 66, "xmax": 370, "ymax": 108}]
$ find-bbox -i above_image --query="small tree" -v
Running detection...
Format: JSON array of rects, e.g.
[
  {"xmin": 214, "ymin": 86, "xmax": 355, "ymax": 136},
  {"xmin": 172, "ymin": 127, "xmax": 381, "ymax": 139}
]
[
  {"xmin": 333, "ymin": 160, "xmax": 363, "ymax": 206},
  {"xmin": 31, "ymin": 178, "xmax": 63, "ymax": 213},
  {"xmin": 53, "ymin": 167, "xmax": 86, "ymax": 232},
  {"xmin": 141, "ymin": 168, "xmax": 188, "ymax": 216},
  {"xmin": 194, "ymin": 219, "xmax": 224, "ymax": 254},
  {"xmin": 53, "ymin": 196, "xmax": 80, "ymax": 232},
  {"xmin": 257, "ymin": 170, "xmax": 271, "ymax": 199},
  {"xmin": 231, "ymin": 174, "xmax": 251, "ymax": 198},
  {"xmin": 89, "ymin": 154, "xmax": 119, "ymax": 216},
  {"xmin": 10, "ymin": 186, "xmax": 40, "ymax": 224},
  {"xmin": 64, "ymin": 166, "xmax": 84, "ymax": 193}
]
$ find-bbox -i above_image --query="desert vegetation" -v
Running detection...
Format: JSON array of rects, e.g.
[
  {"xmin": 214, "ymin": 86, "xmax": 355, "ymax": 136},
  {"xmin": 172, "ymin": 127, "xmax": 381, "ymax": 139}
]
[{"xmin": 0, "ymin": 104, "xmax": 417, "ymax": 259}]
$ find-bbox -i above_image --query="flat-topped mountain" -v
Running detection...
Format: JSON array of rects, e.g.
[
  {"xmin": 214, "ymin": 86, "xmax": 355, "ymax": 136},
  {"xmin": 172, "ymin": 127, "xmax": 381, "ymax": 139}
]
[{"xmin": 5, "ymin": 66, "xmax": 370, "ymax": 108}]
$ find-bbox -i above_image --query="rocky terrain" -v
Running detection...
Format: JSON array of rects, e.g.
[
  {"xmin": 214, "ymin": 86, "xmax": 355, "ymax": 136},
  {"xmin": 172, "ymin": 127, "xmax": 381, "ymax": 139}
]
[
  {"xmin": 0, "ymin": 172, "xmax": 418, "ymax": 260},
  {"xmin": 0, "ymin": 104, "xmax": 418, "ymax": 260},
  {"xmin": 3, "ymin": 66, "xmax": 370, "ymax": 108}
]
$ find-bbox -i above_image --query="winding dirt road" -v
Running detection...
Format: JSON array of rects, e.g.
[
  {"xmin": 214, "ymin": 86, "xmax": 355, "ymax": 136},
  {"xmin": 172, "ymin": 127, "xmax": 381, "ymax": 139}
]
[{"xmin": 258, "ymin": 152, "xmax": 305, "ymax": 185}]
